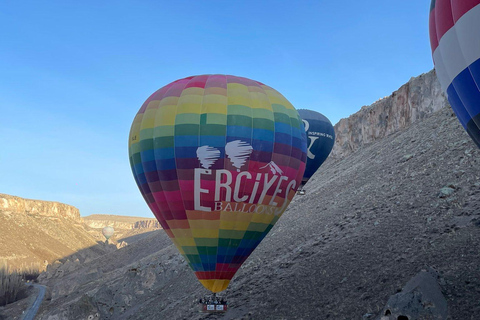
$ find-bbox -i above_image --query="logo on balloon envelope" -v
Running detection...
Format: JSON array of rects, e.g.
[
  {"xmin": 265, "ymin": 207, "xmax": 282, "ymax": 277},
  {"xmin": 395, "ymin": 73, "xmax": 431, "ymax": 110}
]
[
  {"xmin": 302, "ymin": 119, "xmax": 334, "ymax": 160},
  {"xmin": 194, "ymin": 140, "xmax": 297, "ymax": 214}
]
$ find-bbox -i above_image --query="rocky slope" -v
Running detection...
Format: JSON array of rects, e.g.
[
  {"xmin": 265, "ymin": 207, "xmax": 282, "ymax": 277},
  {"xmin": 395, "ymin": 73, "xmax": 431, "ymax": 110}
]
[
  {"xmin": 0, "ymin": 194, "xmax": 101, "ymax": 270},
  {"xmin": 22, "ymin": 72, "xmax": 480, "ymax": 319},
  {"xmin": 332, "ymin": 69, "xmax": 448, "ymax": 158}
]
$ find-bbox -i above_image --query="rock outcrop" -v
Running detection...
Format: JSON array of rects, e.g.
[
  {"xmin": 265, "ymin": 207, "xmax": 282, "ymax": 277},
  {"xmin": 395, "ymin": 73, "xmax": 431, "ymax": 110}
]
[
  {"xmin": 332, "ymin": 69, "xmax": 449, "ymax": 159},
  {"xmin": 0, "ymin": 193, "xmax": 82, "ymax": 222},
  {"xmin": 83, "ymin": 214, "xmax": 160, "ymax": 230}
]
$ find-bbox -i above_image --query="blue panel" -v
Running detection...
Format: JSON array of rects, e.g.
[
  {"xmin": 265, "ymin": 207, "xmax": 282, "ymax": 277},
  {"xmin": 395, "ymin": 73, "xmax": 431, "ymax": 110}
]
[
  {"xmin": 154, "ymin": 147, "xmax": 174, "ymax": 160},
  {"xmin": 227, "ymin": 125, "xmax": 252, "ymax": 139}
]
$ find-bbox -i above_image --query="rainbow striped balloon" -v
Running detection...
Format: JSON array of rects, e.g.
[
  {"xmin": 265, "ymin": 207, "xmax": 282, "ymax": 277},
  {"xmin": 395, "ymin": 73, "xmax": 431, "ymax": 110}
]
[{"xmin": 129, "ymin": 75, "xmax": 307, "ymax": 292}]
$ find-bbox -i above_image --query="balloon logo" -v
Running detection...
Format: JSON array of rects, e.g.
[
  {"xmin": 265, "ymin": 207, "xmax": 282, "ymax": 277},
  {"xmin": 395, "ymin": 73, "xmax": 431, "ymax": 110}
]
[
  {"xmin": 297, "ymin": 109, "xmax": 335, "ymax": 187},
  {"xmin": 129, "ymin": 75, "xmax": 307, "ymax": 292},
  {"xmin": 429, "ymin": 0, "xmax": 480, "ymax": 147},
  {"xmin": 102, "ymin": 226, "xmax": 114, "ymax": 241}
]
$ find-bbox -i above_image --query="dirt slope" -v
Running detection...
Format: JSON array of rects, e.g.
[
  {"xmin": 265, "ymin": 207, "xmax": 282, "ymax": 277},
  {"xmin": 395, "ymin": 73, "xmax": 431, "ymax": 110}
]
[{"xmin": 27, "ymin": 106, "xmax": 480, "ymax": 320}]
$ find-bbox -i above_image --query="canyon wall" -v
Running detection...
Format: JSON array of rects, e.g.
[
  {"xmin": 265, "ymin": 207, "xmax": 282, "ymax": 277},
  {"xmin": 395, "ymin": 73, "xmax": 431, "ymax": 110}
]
[
  {"xmin": 332, "ymin": 69, "xmax": 449, "ymax": 159},
  {"xmin": 0, "ymin": 193, "xmax": 81, "ymax": 222}
]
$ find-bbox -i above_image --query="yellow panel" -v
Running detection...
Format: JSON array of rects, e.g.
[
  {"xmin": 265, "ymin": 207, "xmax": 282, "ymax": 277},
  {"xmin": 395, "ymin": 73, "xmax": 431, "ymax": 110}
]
[
  {"xmin": 128, "ymin": 115, "xmax": 143, "ymax": 149},
  {"xmin": 251, "ymin": 212, "xmax": 276, "ymax": 224},
  {"xmin": 181, "ymin": 87, "xmax": 204, "ymax": 96},
  {"xmin": 227, "ymin": 95, "xmax": 252, "ymax": 107},
  {"xmin": 159, "ymin": 96, "xmax": 179, "ymax": 106},
  {"xmin": 219, "ymin": 220, "xmax": 250, "ymax": 230},
  {"xmin": 199, "ymin": 279, "xmax": 230, "ymax": 293},
  {"xmin": 155, "ymin": 104, "xmax": 177, "ymax": 125},
  {"xmin": 191, "ymin": 229, "xmax": 219, "ymax": 238},
  {"xmin": 173, "ymin": 237, "xmax": 197, "ymax": 246},
  {"xmin": 227, "ymin": 82, "xmax": 248, "ymax": 92},
  {"xmin": 178, "ymin": 93, "xmax": 204, "ymax": 105},
  {"xmin": 203, "ymin": 94, "xmax": 228, "ymax": 105},
  {"xmin": 140, "ymin": 108, "xmax": 157, "ymax": 129},
  {"xmin": 220, "ymin": 211, "xmax": 253, "ymax": 222},
  {"xmin": 171, "ymin": 228, "xmax": 192, "ymax": 238},
  {"xmin": 188, "ymin": 220, "xmax": 221, "ymax": 230},
  {"xmin": 145, "ymin": 99, "xmax": 161, "ymax": 110}
]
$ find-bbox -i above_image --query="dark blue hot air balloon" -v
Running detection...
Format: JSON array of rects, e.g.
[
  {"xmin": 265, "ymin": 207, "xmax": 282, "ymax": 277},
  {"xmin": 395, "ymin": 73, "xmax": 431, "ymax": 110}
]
[{"xmin": 297, "ymin": 109, "xmax": 335, "ymax": 191}]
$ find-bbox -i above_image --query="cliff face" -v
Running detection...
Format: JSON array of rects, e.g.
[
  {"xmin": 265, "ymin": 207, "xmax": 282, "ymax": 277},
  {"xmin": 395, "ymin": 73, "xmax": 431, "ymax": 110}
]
[
  {"xmin": 0, "ymin": 193, "xmax": 82, "ymax": 222},
  {"xmin": 332, "ymin": 69, "xmax": 448, "ymax": 158},
  {"xmin": 83, "ymin": 214, "xmax": 161, "ymax": 230}
]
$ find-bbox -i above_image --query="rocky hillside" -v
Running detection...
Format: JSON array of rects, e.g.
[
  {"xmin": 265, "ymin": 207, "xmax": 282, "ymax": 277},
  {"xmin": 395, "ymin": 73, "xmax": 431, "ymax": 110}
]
[
  {"xmin": 21, "ymin": 72, "xmax": 480, "ymax": 320},
  {"xmin": 332, "ymin": 69, "xmax": 448, "ymax": 158},
  {"xmin": 0, "ymin": 194, "xmax": 100, "ymax": 270}
]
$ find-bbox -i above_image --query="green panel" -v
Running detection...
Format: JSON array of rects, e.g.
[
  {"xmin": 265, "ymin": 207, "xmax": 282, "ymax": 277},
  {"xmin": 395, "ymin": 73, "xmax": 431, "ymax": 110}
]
[
  {"xmin": 139, "ymin": 138, "xmax": 154, "ymax": 150},
  {"xmin": 139, "ymin": 128, "xmax": 154, "ymax": 140},
  {"xmin": 194, "ymin": 238, "xmax": 218, "ymax": 246},
  {"xmin": 153, "ymin": 136, "xmax": 174, "ymax": 149},
  {"xmin": 243, "ymin": 231, "xmax": 262, "ymax": 240},
  {"xmin": 227, "ymin": 105, "xmax": 252, "ymax": 117},
  {"xmin": 226, "ymin": 115, "xmax": 252, "ymax": 127},
  {"xmin": 247, "ymin": 222, "xmax": 268, "ymax": 232},
  {"xmin": 185, "ymin": 254, "xmax": 202, "ymax": 264},
  {"xmin": 199, "ymin": 124, "xmax": 227, "ymax": 136},
  {"xmin": 131, "ymin": 153, "xmax": 142, "ymax": 165},
  {"xmin": 206, "ymin": 113, "xmax": 227, "ymax": 125},
  {"xmin": 182, "ymin": 246, "xmax": 199, "ymax": 255},
  {"xmin": 218, "ymin": 238, "xmax": 242, "ymax": 247},
  {"xmin": 273, "ymin": 112, "xmax": 290, "ymax": 125},
  {"xmin": 176, "ymin": 113, "xmax": 200, "ymax": 125},
  {"xmin": 252, "ymin": 108, "xmax": 274, "ymax": 120},
  {"xmin": 271, "ymin": 104, "xmax": 288, "ymax": 113},
  {"xmin": 197, "ymin": 246, "xmax": 217, "ymax": 255},
  {"xmin": 153, "ymin": 125, "xmax": 174, "ymax": 137},
  {"xmin": 175, "ymin": 124, "xmax": 199, "ymax": 136},
  {"xmin": 253, "ymin": 118, "xmax": 274, "ymax": 131},
  {"xmin": 219, "ymin": 230, "xmax": 245, "ymax": 239}
]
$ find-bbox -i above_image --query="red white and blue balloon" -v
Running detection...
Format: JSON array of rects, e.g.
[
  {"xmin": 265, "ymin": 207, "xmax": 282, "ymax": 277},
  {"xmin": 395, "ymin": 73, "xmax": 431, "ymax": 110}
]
[{"xmin": 429, "ymin": 0, "xmax": 480, "ymax": 147}]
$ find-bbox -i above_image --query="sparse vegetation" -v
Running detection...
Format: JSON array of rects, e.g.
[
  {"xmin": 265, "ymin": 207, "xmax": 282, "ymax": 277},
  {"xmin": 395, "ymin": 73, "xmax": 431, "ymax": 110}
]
[{"xmin": 0, "ymin": 262, "xmax": 40, "ymax": 306}]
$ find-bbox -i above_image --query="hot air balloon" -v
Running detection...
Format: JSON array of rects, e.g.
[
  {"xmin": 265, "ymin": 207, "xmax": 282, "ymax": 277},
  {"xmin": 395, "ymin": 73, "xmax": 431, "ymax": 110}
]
[
  {"xmin": 129, "ymin": 75, "xmax": 307, "ymax": 294},
  {"xmin": 102, "ymin": 226, "xmax": 114, "ymax": 242},
  {"xmin": 297, "ymin": 109, "xmax": 335, "ymax": 193},
  {"xmin": 429, "ymin": 0, "xmax": 480, "ymax": 147}
]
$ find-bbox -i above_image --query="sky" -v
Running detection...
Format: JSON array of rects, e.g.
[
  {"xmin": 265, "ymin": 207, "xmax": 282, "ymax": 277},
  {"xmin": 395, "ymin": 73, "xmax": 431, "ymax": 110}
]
[{"xmin": 0, "ymin": 1, "xmax": 434, "ymax": 218}]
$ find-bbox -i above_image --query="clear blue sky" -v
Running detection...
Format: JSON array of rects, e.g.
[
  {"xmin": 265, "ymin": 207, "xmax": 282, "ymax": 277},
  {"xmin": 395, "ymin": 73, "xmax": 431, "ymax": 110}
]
[{"xmin": 0, "ymin": 1, "xmax": 433, "ymax": 218}]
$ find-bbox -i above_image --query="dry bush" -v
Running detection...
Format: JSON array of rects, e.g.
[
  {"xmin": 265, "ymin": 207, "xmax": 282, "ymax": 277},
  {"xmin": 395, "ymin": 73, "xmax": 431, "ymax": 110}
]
[{"xmin": 0, "ymin": 261, "xmax": 40, "ymax": 306}]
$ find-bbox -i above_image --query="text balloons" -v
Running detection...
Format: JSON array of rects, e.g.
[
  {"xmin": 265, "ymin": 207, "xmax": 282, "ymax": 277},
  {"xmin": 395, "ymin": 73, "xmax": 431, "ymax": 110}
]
[
  {"xmin": 102, "ymin": 226, "xmax": 114, "ymax": 240},
  {"xmin": 429, "ymin": 0, "xmax": 480, "ymax": 147},
  {"xmin": 297, "ymin": 109, "xmax": 335, "ymax": 187},
  {"xmin": 129, "ymin": 75, "xmax": 307, "ymax": 292}
]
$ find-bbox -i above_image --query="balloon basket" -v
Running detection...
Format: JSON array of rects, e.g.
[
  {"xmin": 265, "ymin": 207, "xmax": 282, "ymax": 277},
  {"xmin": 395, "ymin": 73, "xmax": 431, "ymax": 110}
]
[{"xmin": 198, "ymin": 293, "xmax": 228, "ymax": 313}]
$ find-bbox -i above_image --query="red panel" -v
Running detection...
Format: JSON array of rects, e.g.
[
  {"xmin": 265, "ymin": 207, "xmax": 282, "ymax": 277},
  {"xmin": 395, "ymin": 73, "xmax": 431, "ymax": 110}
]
[
  {"xmin": 435, "ymin": 0, "xmax": 454, "ymax": 42},
  {"xmin": 451, "ymin": 0, "xmax": 480, "ymax": 22},
  {"xmin": 429, "ymin": 9, "xmax": 439, "ymax": 53}
]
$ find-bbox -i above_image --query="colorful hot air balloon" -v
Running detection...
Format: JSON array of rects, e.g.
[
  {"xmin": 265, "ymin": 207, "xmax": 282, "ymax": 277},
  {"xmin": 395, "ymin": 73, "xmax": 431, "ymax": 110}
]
[
  {"xmin": 297, "ymin": 109, "xmax": 335, "ymax": 189},
  {"xmin": 429, "ymin": 0, "xmax": 480, "ymax": 147},
  {"xmin": 102, "ymin": 226, "xmax": 114, "ymax": 241},
  {"xmin": 129, "ymin": 75, "xmax": 307, "ymax": 293}
]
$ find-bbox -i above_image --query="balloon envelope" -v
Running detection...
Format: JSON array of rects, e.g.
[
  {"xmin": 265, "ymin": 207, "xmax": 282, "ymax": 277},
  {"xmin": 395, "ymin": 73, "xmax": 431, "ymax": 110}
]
[
  {"xmin": 102, "ymin": 226, "xmax": 114, "ymax": 240},
  {"xmin": 129, "ymin": 75, "xmax": 307, "ymax": 292},
  {"xmin": 429, "ymin": 0, "xmax": 480, "ymax": 147},
  {"xmin": 297, "ymin": 109, "xmax": 335, "ymax": 186}
]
